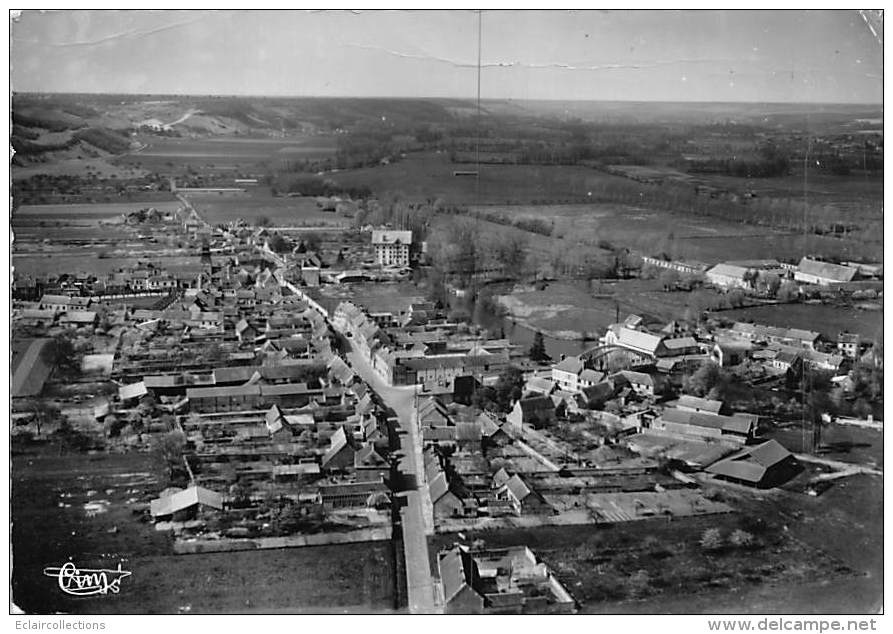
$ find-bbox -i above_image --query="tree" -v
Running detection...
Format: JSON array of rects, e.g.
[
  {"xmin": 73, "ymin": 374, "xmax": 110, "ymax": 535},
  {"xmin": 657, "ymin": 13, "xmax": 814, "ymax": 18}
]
[
  {"xmin": 684, "ymin": 361, "xmax": 730, "ymax": 400},
  {"xmin": 268, "ymin": 233, "xmax": 292, "ymax": 254},
  {"xmin": 529, "ymin": 331, "xmax": 550, "ymax": 363},
  {"xmin": 256, "ymin": 215, "xmax": 272, "ymax": 227},
  {"xmin": 153, "ymin": 430, "xmax": 187, "ymax": 483},
  {"xmin": 726, "ymin": 288, "xmax": 747, "ymax": 308},
  {"xmin": 700, "ymin": 527, "xmax": 723, "ymax": 551},
  {"xmin": 729, "ymin": 529, "xmax": 755, "ymax": 548},
  {"xmin": 776, "ymin": 281, "xmax": 799, "ymax": 303},
  {"xmin": 492, "ymin": 234, "xmax": 527, "ymax": 275},
  {"xmin": 302, "ymin": 232, "xmax": 322, "ymax": 252},
  {"xmin": 759, "ymin": 272, "xmax": 781, "ymax": 296},
  {"xmin": 53, "ymin": 334, "xmax": 80, "ymax": 376},
  {"xmin": 659, "ymin": 269, "xmax": 680, "ymax": 291}
]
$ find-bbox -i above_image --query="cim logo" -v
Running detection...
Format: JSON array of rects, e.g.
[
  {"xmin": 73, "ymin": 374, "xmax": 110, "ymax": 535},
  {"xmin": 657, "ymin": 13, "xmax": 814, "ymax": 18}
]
[{"xmin": 43, "ymin": 561, "xmax": 132, "ymax": 597}]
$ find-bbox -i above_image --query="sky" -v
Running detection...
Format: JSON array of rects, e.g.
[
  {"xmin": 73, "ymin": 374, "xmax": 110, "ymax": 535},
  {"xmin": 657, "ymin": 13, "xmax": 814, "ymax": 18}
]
[{"xmin": 10, "ymin": 9, "xmax": 884, "ymax": 103}]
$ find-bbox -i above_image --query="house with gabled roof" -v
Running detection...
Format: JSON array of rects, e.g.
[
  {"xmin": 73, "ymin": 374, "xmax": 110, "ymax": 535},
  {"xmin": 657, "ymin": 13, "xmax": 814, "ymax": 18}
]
[
  {"xmin": 551, "ymin": 356, "xmax": 585, "ymax": 392},
  {"xmin": 499, "ymin": 474, "xmax": 552, "ymax": 515},
  {"xmin": 429, "ymin": 470, "xmax": 465, "ymax": 518},
  {"xmin": 354, "ymin": 443, "xmax": 389, "ymax": 482},
  {"xmin": 150, "ymin": 486, "xmax": 223, "ymax": 521},
  {"xmin": 418, "ymin": 396, "xmax": 451, "ymax": 427},
  {"xmin": 321, "ymin": 426, "xmax": 359, "ymax": 472}
]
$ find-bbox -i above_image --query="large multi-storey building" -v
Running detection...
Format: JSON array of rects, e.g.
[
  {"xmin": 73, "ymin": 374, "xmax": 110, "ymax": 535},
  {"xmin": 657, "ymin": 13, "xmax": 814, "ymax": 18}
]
[{"xmin": 372, "ymin": 230, "xmax": 413, "ymax": 267}]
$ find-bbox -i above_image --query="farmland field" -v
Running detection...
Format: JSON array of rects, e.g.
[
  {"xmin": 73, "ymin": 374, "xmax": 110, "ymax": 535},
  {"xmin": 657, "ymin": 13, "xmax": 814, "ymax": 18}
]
[
  {"xmin": 114, "ymin": 135, "xmax": 337, "ymax": 173},
  {"xmin": 13, "ymin": 200, "xmax": 182, "ymax": 222},
  {"xmin": 188, "ymin": 195, "xmax": 351, "ymax": 227},
  {"xmin": 11, "ymin": 448, "xmax": 397, "ymax": 614}
]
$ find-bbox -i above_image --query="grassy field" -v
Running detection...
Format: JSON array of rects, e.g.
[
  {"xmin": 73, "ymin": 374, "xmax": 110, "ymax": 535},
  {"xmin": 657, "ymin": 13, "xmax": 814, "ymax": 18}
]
[
  {"xmin": 11, "ymin": 447, "xmax": 397, "ymax": 614},
  {"xmin": 430, "ymin": 505, "xmax": 862, "ymax": 613},
  {"xmin": 188, "ymin": 195, "xmax": 350, "ymax": 227}
]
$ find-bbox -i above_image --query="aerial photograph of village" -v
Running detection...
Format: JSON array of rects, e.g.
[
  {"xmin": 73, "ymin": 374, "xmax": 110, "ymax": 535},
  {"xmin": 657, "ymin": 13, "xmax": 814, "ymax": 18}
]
[{"xmin": 8, "ymin": 9, "xmax": 884, "ymax": 618}]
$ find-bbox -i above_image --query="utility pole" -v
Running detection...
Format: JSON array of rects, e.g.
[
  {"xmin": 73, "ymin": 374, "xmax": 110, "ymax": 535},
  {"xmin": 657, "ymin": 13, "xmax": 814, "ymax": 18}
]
[{"xmin": 475, "ymin": 9, "xmax": 482, "ymax": 206}]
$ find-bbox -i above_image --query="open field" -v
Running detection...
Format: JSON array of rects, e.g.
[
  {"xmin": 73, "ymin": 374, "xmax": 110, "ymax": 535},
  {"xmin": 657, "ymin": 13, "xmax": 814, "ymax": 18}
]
[
  {"xmin": 328, "ymin": 152, "xmax": 628, "ymax": 205},
  {"xmin": 496, "ymin": 280, "xmax": 725, "ymax": 338},
  {"xmin": 188, "ymin": 195, "xmax": 350, "ymax": 227},
  {"xmin": 430, "ymin": 503, "xmax": 866, "ymax": 613},
  {"xmin": 720, "ymin": 302, "xmax": 884, "ymax": 341},
  {"xmin": 11, "ymin": 447, "xmax": 397, "ymax": 614},
  {"xmin": 114, "ymin": 135, "xmax": 337, "ymax": 173},
  {"xmin": 772, "ymin": 422, "xmax": 883, "ymax": 469}
]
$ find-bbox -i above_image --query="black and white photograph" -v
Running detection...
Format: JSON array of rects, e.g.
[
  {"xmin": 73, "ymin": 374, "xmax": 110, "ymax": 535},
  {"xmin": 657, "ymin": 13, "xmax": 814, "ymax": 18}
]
[{"xmin": 8, "ymin": 8, "xmax": 885, "ymax": 620}]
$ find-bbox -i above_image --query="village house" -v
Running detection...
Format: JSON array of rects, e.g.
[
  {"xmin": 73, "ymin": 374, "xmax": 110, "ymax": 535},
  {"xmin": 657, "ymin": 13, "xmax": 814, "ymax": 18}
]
[
  {"xmin": 837, "ymin": 332, "xmax": 862, "ymax": 359},
  {"xmin": 711, "ymin": 339, "xmax": 751, "ymax": 367},
  {"xmin": 506, "ymin": 395, "xmax": 557, "ymax": 429},
  {"xmin": 613, "ymin": 370, "xmax": 663, "ymax": 397},
  {"xmin": 38, "ymin": 294, "xmax": 92, "ymax": 313},
  {"xmin": 551, "ymin": 356, "xmax": 585, "ymax": 392},
  {"xmin": 438, "ymin": 546, "xmax": 575, "ymax": 614},
  {"xmin": 500, "ymin": 474, "xmax": 552, "ymax": 515}
]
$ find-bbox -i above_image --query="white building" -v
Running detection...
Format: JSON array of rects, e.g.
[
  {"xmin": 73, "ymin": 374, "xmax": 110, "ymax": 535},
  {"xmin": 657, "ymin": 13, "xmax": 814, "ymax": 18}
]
[{"xmin": 372, "ymin": 230, "xmax": 413, "ymax": 267}]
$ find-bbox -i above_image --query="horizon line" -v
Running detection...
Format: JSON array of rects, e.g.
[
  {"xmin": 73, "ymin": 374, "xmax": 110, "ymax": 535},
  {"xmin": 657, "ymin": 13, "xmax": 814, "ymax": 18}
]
[{"xmin": 11, "ymin": 90, "xmax": 883, "ymax": 108}]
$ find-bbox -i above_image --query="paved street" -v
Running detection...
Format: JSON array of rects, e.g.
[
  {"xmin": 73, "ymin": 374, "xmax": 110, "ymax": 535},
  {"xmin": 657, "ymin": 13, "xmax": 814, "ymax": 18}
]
[{"xmin": 347, "ymin": 350, "xmax": 439, "ymax": 614}]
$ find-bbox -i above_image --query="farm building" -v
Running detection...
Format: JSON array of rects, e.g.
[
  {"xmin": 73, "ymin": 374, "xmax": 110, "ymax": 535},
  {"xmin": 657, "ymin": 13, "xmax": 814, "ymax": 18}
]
[
  {"xmin": 150, "ymin": 486, "xmax": 224, "ymax": 521},
  {"xmin": 651, "ymin": 407, "xmax": 757, "ymax": 444},
  {"xmin": 705, "ymin": 440, "xmax": 801, "ymax": 488},
  {"xmin": 705, "ymin": 263, "xmax": 754, "ymax": 290},
  {"xmin": 676, "ymin": 395, "xmax": 723, "ymax": 415},
  {"xmin": 794, "ymin": 258, "xmax": 858, "ymax": 286}
]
